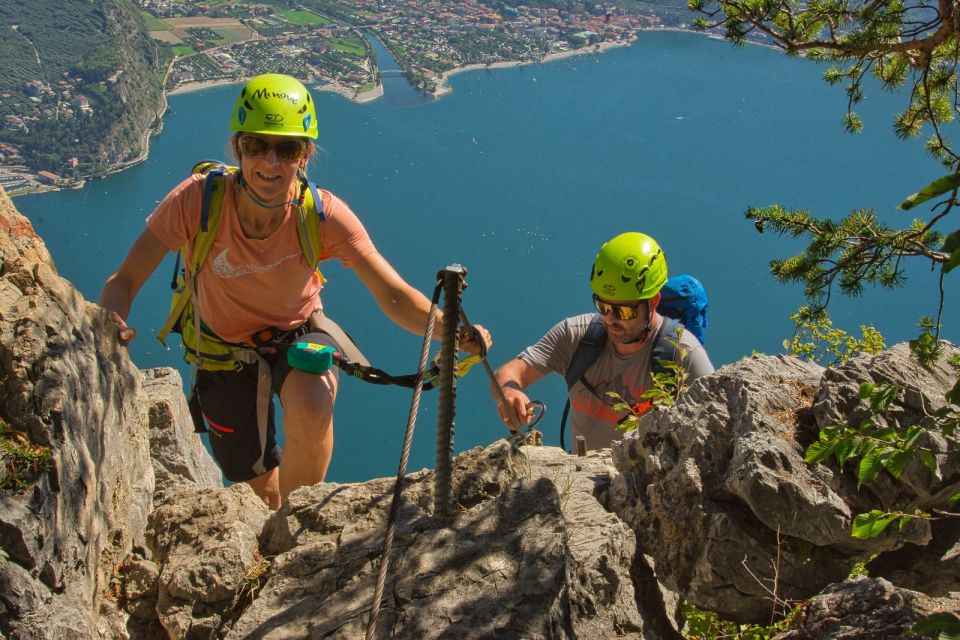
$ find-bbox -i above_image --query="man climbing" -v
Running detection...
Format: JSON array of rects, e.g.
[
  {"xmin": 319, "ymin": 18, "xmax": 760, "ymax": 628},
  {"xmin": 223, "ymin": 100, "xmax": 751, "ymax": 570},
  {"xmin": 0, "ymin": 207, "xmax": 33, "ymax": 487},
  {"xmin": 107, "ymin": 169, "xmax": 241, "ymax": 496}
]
[{"xmin": 492, "ymin": 232, "xmax": 714, "ymax": 451}]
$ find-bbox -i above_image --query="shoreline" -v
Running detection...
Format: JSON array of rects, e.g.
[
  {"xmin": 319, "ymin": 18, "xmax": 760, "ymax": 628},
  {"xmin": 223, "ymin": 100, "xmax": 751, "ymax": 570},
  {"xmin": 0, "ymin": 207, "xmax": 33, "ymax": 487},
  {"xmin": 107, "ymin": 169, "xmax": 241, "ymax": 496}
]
[
  {"xmin": 429, "ymin": 28, "xmax": 777, "ymax": 98},
  {"xmin": 166, "ymin": 78, "xmax": 243, "ymax": 96},
  {"xmin": 432, "ymin": 38, "xmax": 633, "ymax": 98},
  {"xmin": 9, "ymin": 28, "xmax": 773, "ymax": 198}
]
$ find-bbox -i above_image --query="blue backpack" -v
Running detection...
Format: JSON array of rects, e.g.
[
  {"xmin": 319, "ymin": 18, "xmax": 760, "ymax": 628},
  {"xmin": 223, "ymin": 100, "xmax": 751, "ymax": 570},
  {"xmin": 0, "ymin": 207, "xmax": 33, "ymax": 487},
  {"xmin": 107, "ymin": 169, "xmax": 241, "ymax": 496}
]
[
  {"xmin": 558, "ymin": 274, "xmax": 708, "ymax": 450},
  {"xmin": 658, "ymin": 274, "xmax": 708, "ymax": 345}
]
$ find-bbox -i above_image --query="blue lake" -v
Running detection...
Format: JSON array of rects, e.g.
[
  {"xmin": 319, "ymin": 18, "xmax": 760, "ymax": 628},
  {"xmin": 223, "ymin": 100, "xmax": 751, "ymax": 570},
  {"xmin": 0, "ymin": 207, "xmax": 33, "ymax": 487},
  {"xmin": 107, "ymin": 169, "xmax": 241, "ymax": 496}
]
[{"xmin": 14, "ymin": 31, "xmax": 953, "ymax": 483}]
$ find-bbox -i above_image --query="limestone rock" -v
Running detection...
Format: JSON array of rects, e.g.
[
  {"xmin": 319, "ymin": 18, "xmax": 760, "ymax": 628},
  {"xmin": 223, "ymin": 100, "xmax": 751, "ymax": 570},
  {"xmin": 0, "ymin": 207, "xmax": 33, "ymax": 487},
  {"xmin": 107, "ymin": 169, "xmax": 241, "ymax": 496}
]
[
  {"xmin": 608, "ymin": 347, "xmax": 960, "ymax": 623},
  {"xmin": 0, "ymin": 185, "xmax": 154, "ymax": 638},
  {"xmin": 772, "ymin": 576, "xmax": 960, "ymax": 640},
  {"xmin": 141, "ymin": 367, "xmax": 222, "ymax": 507},
  {"xmin": 229, "ymin": 443, "xmax": 647, "ymax": 639},
  {"xmin": 146, "ymin": 483, "xmax": 270, "ymax": 640}
]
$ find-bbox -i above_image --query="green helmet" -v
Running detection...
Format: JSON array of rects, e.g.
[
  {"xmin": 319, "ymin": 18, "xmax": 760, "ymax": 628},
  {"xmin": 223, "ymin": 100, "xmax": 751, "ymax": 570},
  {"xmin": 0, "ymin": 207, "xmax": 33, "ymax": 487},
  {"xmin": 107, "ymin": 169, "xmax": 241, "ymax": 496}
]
[
  {"xmin": 589, "ymin": 232, "xmax": 667, "ymax": 301},
  {"xmin": 230, "ymin": 74, "xmax": 318, "ymax": 139}
]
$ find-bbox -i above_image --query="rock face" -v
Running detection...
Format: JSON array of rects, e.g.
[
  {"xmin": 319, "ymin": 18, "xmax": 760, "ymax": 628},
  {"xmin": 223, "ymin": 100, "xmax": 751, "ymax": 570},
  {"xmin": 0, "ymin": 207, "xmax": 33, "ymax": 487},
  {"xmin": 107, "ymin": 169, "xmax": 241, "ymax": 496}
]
[
  {"xmin": 608, "ymin": 348, "xmax": 960, "ymax": 623},
  {"xmin": 774, "ymin": 576, "xmax": 959, "ymax": 640},
  {"xmin": 141, "ymin": 368, "xmax": 222, "ymax": 508},
  {"xmin": 0, "ymin": 187, "xmax": 221, "ymax": 638},
  {"xmin": 131, "ymin": 444, "xmax": 648, "ymax": 640},
  {"xmin": 1, "ymin": 184, "xmax": 154, "ymax": 638},
  {"xmin": 1, "ymin": 186, "xmax": 957, "ymax": 638}
]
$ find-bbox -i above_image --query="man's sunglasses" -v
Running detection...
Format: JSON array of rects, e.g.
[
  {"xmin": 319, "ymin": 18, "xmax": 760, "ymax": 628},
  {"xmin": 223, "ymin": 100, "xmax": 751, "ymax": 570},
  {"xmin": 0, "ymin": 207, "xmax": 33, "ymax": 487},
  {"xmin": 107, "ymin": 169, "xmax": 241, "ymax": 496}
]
[
  {"xmin": 238, "ymin": 135, "xmax": 307, "ymax": 161},
  {"xmin": 593, "ymin": 294, "xmax": 646, "ymax": 321}
]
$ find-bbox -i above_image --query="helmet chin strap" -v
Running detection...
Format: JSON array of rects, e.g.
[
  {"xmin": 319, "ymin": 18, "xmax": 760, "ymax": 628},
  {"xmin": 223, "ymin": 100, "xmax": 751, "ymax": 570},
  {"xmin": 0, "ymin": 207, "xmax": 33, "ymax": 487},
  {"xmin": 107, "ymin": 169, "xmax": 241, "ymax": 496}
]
[
  {"xmin": 621, "ymin": 322, "xmax": 654, "ymax": 345},
  {"xmin": 619, "ymin": 300, "xmax": 654, "ymax": 344},
  {"xmin": 236, "ymin": 168, "xmax": 306, "ymax": 210}
]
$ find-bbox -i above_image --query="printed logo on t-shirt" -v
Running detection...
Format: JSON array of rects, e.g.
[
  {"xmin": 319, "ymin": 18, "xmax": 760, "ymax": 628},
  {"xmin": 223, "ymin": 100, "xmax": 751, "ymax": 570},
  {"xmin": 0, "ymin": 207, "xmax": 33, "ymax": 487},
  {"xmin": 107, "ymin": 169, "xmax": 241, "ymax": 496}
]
[{"xmin": 211, "ymin": 248, "xmax": 300, "ymax": 279}]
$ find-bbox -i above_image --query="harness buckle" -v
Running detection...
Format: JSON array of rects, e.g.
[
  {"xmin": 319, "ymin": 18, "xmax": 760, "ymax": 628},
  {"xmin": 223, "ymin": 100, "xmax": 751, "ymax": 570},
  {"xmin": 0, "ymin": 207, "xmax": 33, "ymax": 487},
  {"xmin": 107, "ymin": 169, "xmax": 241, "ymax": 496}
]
[{"xmin": 236, "ymin": 349, "xmax": 259, "ymax": 365}]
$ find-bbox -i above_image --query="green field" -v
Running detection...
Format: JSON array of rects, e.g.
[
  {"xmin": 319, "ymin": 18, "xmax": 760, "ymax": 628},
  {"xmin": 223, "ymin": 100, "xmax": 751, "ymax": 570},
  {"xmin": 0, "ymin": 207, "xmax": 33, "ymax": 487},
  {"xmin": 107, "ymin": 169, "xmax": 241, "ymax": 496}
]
[
  {"xmin": 212, "ymin": 27, "xmax": 253, "ymax": 44},
  {"xmin": 141, "ymin": 11, "xmax": 171, "ymax": 31},
  {"xmin": 331, "ymin": 37, "xmax": 366, "ymax": 57},
  {"xmin": 173, "ymin": 45, "xmax": 196, "ymax": 56},
  {"xmin": 278, "ymin": 10, "xmax": 333, "ymax": 26}
]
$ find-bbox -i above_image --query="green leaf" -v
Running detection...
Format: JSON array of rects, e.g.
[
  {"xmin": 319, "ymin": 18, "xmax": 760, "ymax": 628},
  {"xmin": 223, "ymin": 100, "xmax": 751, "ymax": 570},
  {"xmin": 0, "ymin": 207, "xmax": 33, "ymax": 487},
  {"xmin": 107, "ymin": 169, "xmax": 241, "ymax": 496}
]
[
  {"xmin": 852, "ymin": 510, "xmax": 898, "ymax": 539},
  {"xmin": 949, "ymin": 493, "xmax": 960, "ymax": 506},
  {"xmin": 885, "ymin": 450, "xmax": 913, "ymax": 478},
  {"xmin": 910, "ymin": 611, "xmax": 960, "ymax": 639},
  {"xmin": 943, "ymin": 229, "xmax": 960, "ymax": 253},
  {"xmin": 898, "ymin": 173, "xmax": 960, "ymax": 210},
  {"xmin": 942, "ymin": 230, "xmax": 960, "ymax": 274},
  {"xmin": 858, "ymin": 454, "xmax": 883, "ymax": 486},
  {"xmin": 917, "ymin": 449, "xmax": 937, "ymax": 471},
  {"xmin": 805, "ymin": 440, "xmax": 832, "ymax": 464}
]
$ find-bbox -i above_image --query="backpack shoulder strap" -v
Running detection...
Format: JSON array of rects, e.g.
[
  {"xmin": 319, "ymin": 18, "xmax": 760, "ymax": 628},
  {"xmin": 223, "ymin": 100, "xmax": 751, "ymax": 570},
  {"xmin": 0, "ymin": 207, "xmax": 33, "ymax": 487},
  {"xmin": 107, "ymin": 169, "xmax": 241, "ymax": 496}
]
[
  {"xmin": 560, "ymin": 314, "xmax": 606, "ymax": 452},
  {"xmin": 565, "ymin": 314, "xmax": 607, "ymax": 389},
  {"xmin": 294, "ymin": 180, "xmax": 327, "ymax": 280},
  {"xmin": 651, "ymin": 317, "xmax": 682, "ymax": 375},
  {"xmin": 156, "ymin": 169, "xmax": 229, "ymax": 346},
  {"xmin": 191, "ymin": 168, "xmax": 228, "ymax": 273}
]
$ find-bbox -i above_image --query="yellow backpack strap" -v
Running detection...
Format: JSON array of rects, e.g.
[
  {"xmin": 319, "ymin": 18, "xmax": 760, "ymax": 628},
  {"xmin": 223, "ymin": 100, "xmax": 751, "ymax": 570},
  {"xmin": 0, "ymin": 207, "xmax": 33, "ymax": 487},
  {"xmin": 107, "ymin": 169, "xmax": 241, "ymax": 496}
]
[
  {"xmin": 295, "ymin": 180, "xmax": 327, "ymax": 282},
  {"xmin": 190, "ymin": 168, "xmax": 227, "ymax": 275},
  {"xmin": 156, "ymin": 167, "xmax": 231, "ymax": 346}
]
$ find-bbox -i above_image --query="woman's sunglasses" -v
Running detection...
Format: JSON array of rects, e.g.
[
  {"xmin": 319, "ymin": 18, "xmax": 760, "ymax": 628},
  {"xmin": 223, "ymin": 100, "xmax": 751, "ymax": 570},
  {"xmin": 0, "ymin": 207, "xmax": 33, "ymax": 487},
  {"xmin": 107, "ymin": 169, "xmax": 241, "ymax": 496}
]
[
  {"xmin": 238, "ymin": 135, "xmax": 307, "ymax": 161},
  {"xmin": 593, "ymin": 294, "xmax": 646, "ymax": 321}
]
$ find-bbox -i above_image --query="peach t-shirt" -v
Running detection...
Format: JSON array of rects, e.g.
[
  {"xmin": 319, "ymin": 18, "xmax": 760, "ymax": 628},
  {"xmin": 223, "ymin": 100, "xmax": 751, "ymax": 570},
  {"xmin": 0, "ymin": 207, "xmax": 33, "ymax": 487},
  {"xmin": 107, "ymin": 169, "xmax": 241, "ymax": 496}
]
[{"xmin": 148, "ymin": 173, "xmax": 376, "ymax": 343}]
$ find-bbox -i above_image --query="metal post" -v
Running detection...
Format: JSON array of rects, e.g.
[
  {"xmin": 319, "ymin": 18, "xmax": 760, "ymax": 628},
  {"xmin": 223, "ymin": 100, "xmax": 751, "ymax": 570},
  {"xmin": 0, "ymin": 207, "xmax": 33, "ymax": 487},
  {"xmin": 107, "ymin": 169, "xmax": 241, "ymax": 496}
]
[{"xmin": 434, "ymin": 264, "xmax": 465, "ymax": 523}]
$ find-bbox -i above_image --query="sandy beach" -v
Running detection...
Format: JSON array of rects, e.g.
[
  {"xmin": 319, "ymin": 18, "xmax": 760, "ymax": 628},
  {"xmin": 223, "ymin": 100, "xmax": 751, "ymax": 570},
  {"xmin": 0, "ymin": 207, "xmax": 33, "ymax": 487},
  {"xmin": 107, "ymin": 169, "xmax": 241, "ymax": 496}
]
[{"xmin": 167, "ymin": 78, "xmax": 243, "ymax": 96}]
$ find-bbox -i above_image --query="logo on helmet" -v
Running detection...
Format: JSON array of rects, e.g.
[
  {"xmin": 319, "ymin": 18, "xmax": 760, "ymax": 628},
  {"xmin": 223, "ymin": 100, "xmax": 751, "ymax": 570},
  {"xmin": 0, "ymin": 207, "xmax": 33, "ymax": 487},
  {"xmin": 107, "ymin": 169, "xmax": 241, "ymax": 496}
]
[
  {"xmin": 265, "ymin": 113, "xmax": 284, "ymax": 123},
  {"xmin": 251, "ymin": 88, "xmax": 299, "ymax": 105},
  {"xmin": 302, "ymin": 113, "xmax": 312, "ymax": 133},
  {"xmin": 237, "ymin": 107, "xmax": 247, "ymax": 125}
]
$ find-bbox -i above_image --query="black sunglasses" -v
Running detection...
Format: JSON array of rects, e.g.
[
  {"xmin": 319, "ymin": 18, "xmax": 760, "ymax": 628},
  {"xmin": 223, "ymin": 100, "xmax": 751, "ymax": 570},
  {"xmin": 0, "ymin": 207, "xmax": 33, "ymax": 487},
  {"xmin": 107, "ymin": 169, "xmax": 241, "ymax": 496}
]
[
  {"xmin": 593, "ymin": 294, "xmax": 646, "ymax": 321},
  {"xmin": 238, "ymin": 135, "xmax": 307, "ymax": 161}
]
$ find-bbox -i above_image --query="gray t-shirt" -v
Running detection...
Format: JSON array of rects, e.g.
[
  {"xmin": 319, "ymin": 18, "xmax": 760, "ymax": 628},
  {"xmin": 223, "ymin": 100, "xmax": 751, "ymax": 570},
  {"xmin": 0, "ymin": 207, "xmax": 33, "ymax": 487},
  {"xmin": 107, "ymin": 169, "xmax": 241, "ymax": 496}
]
[{"xmin": 519, "ymin": 313, "xmax": 714, "ymax": 451}]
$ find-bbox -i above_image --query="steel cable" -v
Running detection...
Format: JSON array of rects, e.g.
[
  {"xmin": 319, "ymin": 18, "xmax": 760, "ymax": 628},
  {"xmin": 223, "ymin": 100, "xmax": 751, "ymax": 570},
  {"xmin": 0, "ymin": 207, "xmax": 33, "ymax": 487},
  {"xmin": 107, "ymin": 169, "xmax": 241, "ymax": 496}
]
[{"xmin": 365, "ymin": 276, "xmax": 443, "ymax": 640}]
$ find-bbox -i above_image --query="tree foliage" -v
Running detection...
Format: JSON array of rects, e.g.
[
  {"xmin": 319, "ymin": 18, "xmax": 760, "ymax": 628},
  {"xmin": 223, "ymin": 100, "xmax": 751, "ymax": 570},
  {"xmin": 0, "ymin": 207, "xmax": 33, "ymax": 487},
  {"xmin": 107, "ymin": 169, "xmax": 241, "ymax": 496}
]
[{"xmin": 691, "ymin": 0, "xmax": 959, "ymax": 345}]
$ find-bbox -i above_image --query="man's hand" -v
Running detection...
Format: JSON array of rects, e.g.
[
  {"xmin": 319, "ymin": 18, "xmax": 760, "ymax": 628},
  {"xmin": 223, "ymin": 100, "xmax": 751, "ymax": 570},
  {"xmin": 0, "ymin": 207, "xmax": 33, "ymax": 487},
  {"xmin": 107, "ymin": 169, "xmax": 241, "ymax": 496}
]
[{"xmin": 497, "ymin": 386, "xmax": 533, "ymax": 433}]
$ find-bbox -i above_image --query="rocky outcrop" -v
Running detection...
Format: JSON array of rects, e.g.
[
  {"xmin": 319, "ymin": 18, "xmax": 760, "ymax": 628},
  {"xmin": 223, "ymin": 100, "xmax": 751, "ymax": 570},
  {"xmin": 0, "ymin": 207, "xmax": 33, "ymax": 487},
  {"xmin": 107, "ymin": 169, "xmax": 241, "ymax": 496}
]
[
  {"xmin": 774, "ymin": 576, "xmax": 959, "ymax": 640},
  {"xmin": 141, "ymin": 368, "xmax": 221, "ymax": 508},
  {"xmin": 608, "ymin": 347, "xmax": 960, "ymax": 624},
  {"xmin": 125, "ymin": 444, "xmax": 648, "ymax": 640},
  {"xmin": 0, "ymin": 186, "xmax": 221, "ymax": 638}
]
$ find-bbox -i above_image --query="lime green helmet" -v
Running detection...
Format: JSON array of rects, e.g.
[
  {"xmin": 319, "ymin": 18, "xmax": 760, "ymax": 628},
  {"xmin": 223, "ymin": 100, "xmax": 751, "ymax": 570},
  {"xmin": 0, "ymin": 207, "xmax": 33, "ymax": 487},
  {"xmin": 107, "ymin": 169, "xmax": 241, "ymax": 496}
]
[
  {"xmin": 589, "ymin": 232, "xmax": 668, "ymax": 300},
  {"xmin": 230, "ymin": 74, "xmax": 318, "ymax": 139}
]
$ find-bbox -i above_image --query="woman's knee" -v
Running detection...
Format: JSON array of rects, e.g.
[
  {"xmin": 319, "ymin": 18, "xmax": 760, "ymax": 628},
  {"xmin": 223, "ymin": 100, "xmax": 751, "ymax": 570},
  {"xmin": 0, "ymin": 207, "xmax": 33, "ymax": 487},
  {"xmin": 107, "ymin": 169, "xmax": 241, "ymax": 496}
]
[{"xmin": 281, "ymin": 369, "xmax": 337, "ymax": 417}]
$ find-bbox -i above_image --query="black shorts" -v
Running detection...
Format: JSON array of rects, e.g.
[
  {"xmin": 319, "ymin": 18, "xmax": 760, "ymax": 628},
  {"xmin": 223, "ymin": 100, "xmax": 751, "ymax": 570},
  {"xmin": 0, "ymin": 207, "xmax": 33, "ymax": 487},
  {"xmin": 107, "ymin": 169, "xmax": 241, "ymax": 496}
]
[{"xmin": 193, "ymin": 331, "xmax": 341, "ymax": 482}]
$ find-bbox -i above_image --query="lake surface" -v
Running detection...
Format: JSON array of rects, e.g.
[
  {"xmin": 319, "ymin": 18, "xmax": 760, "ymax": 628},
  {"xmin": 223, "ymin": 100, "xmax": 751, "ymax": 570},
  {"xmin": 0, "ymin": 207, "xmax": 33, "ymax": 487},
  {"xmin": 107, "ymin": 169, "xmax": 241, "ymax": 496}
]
[{"xmin": 14, "ymin": 31, "xmax": 952, "ymax": 483}]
